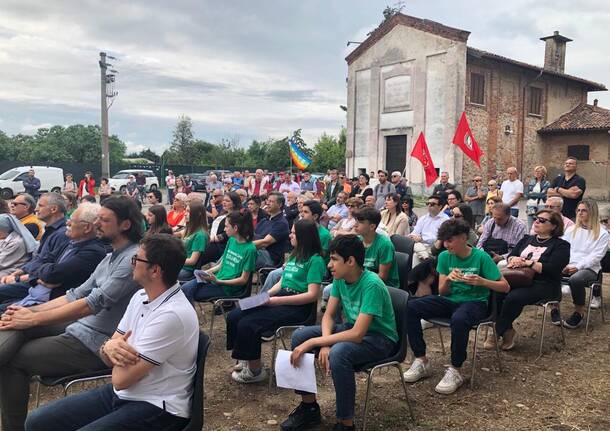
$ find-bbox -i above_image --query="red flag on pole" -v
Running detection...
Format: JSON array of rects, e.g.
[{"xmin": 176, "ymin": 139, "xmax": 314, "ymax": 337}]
[
  {"xmin": 452, "ymin": 112, "xmax": 484, "ymax": 168},
  {"xmin": 410, "ymin": 132, "xmax": 438, "ymax": 187}
]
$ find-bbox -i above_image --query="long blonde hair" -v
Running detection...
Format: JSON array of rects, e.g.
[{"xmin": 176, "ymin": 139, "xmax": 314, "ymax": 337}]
[{"xmin": 571, "ymin": 199, "xmax": 601, "ymax": 240}]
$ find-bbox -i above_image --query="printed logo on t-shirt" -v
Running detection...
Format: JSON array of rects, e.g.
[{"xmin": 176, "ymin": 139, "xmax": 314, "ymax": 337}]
[
  {"xmin": 224, "ymin": 249, "xmax": 243, "ymax": 269},
  {"xmin": 449, "ymin": 266, "xmax": 480, "ymax": 276},
  {"xmin": 520, "ymin": 245, "xmax": 547, "ymax": 262}
]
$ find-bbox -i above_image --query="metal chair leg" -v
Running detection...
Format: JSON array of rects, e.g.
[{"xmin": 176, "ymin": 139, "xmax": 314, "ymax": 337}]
[
  {"xmin": 492, "ymin": 324, "xmax": 503, "ymax": 372},
  {"xmin": 35, "ymin": 381, "xmax": 41, "ymax": 408},
  {"xmin": 268, "ymin": 333, "xmax": 279, "ymax": 392},
  {"xmin": 395, "ymin": 363, "xmax": 416, "ymax": 422},
  {"xmin": 470, "ymin": 326, "xmax": 479, "ymax": 389},
  {"xmin": 601, "ymin": 289, "xmax": 606, "ymax": 323},
  {"xmin": 437, "ymin": 326, "xmax": 445, "ymax": 355},
  {"xmin": 586, "ymin": 286, "xmax": 594, "ymax": 335},
  {"xmin": 361, "ymin": 370, "xmax": 375, "ymax": 431},
  {"xmin": 557, "ymin": 304, "xmax": 566, "ymax": 346},
  {"xmin": 536, "ymin": 305, "xmax": 548, "ymax": 361}
]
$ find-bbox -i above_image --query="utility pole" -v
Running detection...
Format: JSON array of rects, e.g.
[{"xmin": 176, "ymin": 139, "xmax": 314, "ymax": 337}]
[{"xmin": 99, "ymin": 52, "xmax": 118, "ymax": 179}]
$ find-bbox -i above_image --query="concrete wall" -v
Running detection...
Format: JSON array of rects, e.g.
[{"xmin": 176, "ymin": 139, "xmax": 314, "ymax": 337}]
[{"xmin": 346, "ymin": 24, "xmax": 467, "ymax": 193}]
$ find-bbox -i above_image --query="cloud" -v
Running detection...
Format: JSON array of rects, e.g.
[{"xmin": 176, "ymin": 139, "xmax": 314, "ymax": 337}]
[{"xmin": 20, "ymin": 122, "xmax": 52, "ymax": 134}]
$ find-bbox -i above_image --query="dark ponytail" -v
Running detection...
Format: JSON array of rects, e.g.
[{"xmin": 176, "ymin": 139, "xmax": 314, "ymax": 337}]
[{"xmin": 226, "ymin": 210, "xmax": 253, "ymax": 241}]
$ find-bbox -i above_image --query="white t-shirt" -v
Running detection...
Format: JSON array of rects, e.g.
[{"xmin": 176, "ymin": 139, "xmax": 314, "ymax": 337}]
[
  {"xmin": 114, "ymin": 285, "xmax": 199, "ymax": 418},
  {"xmin": 500, "ymin": 179, "xmax": 524, "ymax": 209}
]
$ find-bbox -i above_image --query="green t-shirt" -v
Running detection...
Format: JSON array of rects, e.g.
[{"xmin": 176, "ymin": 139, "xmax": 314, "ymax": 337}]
[
  {"xmin": 281, "ymin": 254, "xmax": 326, "ymax": 293},
  {"xmin": 318, "ymin": 225, "xmax": 332, "ymax": 264},
  {"xmin": 330, "ymin": 270, "xmax": 398, "ymax": 343},
  {"xmin": 183, "ymin": 230, "xmax": 208, "ymax": 270},
  {"xmin": 363, "ymin": 234, "xmax": 400, "ymax": 288},
  {"xmin": 436, "ymin": 247, "xmax": 501, "ymax": 304},
  {"xmin": 216, "ymin": 237, "xmax": 257, "ymax": 296}
]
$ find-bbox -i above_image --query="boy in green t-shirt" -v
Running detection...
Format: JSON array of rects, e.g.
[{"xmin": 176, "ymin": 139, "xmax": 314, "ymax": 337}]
[
  {"xmin": 404, "ymin": 219, "xmax": 509, "ymax": 395},
  {"xmin": 281, "ymin": 235, "xmax": 397, "ymax": 431}
]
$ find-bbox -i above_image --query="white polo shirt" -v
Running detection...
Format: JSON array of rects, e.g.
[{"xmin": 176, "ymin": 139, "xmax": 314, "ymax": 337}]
[{"xmin": 114, "ymin": 284, "xmax": 199, "ymax": 418}]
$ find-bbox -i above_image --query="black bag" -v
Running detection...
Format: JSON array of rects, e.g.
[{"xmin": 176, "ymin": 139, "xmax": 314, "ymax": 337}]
[{"xmin": 483, "ymin": 222, "xmax": 509, "ymax": 256}]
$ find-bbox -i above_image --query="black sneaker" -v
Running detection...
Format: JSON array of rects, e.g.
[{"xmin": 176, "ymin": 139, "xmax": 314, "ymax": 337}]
[
  {"xmin": 333, "ymin": 423, "xmax": 356, "ymax": 431},
  {"xmin": 563, "ymin": 312, "xmax": 584, "ymax": 329},
  {"xmin": 550, "ymin": 308, "xmax": 561, "ymax": 326},
  {"xmin": 280, "ymin": 402, "xmax": 321, "ymax": 431}
]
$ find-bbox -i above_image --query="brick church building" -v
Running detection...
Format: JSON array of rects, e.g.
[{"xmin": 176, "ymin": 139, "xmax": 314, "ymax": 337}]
[{"xmin": 345, "ymin": 13, "xmax": 610, "ymax": 198}]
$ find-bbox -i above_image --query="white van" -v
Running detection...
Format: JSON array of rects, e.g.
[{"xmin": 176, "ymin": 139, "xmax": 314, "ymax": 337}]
[
  {"xmin": 0, "ymin": 166, "xmax": 64, "ymax": 200},
  {"xmin": 108, "ymin": 169, "xmax": 159, "ymax": 193}
]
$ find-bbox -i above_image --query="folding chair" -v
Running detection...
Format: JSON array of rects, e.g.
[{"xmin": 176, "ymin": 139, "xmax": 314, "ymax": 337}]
[
  {"xmin": 391, "ymin": 234, "xmax": 415, "ymax": 270},
  {"xmin": 585, "ymin": 270, "xmax": 605, "ymax": 334},
  {"xmin": 532, "ymin": 291, "xmax": 566, "ymax": 360},
  {"xmin": 182, "ymin": 330, "xmax": 211, "ymax": 431},
  {"xmin": 355, "ymin": 287, "xmax": 415, "ymax": 431},
  {"xmin": 33, "ymin": 368, "xmax": 112, "ymax": 408},
  {"xmin": 426, "ymin": 291, "xmax": 502, "ymax": 389},
  {"xmin": 255, "ymin": 256, "xmax": 285, "ymax": 293}
]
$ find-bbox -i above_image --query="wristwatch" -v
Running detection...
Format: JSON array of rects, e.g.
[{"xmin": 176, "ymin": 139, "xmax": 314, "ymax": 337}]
[{"xmin": 528, "ymin": 260, "xmax": 535, "ymax": 268}]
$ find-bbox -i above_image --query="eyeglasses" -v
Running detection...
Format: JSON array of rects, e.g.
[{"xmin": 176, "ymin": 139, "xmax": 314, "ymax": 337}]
[
  {"xmin": 534, "ymin": 217, "xmax": 550, "ymax": 224},
  {"xmin": 10, "ymin": 202, "xmax": 27, "ymax": 206},
  {"xmin": 131, "ymin": 255, "xmax": 152, "ymax": 266},
  {"xmin": 452, "ymin": 213, "xmax": 463, "ymax": 218},
  {"xmin": 426, "ymin": 202, "xmax": 438, "ymax": 207}
]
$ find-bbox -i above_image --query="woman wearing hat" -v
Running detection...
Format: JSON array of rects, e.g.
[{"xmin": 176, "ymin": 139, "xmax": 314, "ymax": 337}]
[{"xmin": 0, "ymin": 213, "xmax": 38, "ymax": 278}]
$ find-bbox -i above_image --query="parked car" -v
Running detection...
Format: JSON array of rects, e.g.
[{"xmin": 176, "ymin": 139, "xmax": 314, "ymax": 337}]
[
  {"xmin": 182, "ymin": 173, "xmax": 207, "ymax": 192},
  {"xmin": 108, "ymin": 169, "xmax": 159, "ymax": 193},
  {"xmin": 0, "ymin": 166, "xmax": 64, "ymax": 199}
]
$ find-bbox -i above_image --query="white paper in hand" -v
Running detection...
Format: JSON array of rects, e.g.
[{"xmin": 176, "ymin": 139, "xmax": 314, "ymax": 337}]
[
  {"xmin": 194, "ymin": 270, "xmax": 211, "ymax": 283},
  {"xmin": 274, "ymin": 349, "xmax": 317, "ymax": 393},
  {"xmin": 238, "ymin": 292, "xmax": 269, "ymax": 310}
]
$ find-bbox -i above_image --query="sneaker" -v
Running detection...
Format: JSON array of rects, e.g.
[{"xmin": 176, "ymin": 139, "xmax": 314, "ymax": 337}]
[
  {"xmin": 280, "ymin": 402, "xmax": 322, "ymax": 431},
  {"xmin": 233, "ymin": 360, "xmax": 247, "ymax": 372},
  {"xmin": 550, "ymin": 308, "xmax": 561, "ymax": 326},
  {"xmin": 500, "ymin": 329, "xmax": 517, "ymax": 351},
  {"xmin": 231, "ymin": 366, "xmax": 268, "ymax": 384},
  {"xmin": 333, "ymin": 423, "xmax": 356, "ymax": 431},
  {"xmin": 561, "ymin": 284, "xmax": 571, "ymax": 295},
  {"xmin": 421, "ymin": 319, "xmax": 434, "ymax": 330},
  {"xmin": 590, "ymin": 296, "xmax": 602, "ymax": 310},
  {"xmin": 563, "ymin": 312, "xmax": 584, "ymax": 329},
  {"xmin": 403, "ymin": 358, "xmax": 431, "ymax": 383},
  {"xmin": 435, "ymin": 367, "xmax": 464, "ymax": 395}
]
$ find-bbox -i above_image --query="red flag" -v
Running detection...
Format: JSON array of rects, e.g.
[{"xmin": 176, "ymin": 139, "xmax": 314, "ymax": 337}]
[
  {"xmin": 410, "ymin": 132, "xmax": 438, "ymax": 187},
  {"xmin": 452, "ymin": 111, "xmax": 484, "ymax": 168}
]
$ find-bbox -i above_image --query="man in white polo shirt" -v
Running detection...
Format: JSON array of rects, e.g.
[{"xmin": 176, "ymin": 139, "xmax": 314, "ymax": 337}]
[
  {"xmin": 408, "ymin": 195, "xmax": 449, "ymax": 267},
  {"xmin": 25, "ymin": 234, "xmax": 199, "ymax": 431},
  {"xmin": 500, "ymin": 167, "xmax": 524, "ymax": 218}
]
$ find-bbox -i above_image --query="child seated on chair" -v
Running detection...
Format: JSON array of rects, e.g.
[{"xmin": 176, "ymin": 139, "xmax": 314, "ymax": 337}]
[
  {"xmin": 226, "ymin": 219, "xmax": 325, "ymax": 384},
  {"xmin": 403, "ymin": 218, "xmax": 509, "ymax": 395},
  {"xmin": 281, "ymin": 234, "xmax": 397, "ymax": 431},
  {"xmin": 181, "ymin": 211, "xmax": 256, "ymax": 302}
]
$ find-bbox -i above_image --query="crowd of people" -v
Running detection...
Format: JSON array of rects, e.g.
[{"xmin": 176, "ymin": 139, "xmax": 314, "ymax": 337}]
[{"xmin": 0, "ymin": 158, "xmax": 607, "ymax": 430}]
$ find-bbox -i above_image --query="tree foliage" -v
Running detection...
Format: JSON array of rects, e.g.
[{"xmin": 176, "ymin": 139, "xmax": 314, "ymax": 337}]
[{"xmin": 310, "ymin": 127, "xmax": 346, "ymax": 172}]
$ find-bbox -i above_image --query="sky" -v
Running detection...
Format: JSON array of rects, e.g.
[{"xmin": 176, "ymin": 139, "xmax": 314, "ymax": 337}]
[{"xmin": 0, "ymin": 0, "xmax": 608, "ymax": 155}]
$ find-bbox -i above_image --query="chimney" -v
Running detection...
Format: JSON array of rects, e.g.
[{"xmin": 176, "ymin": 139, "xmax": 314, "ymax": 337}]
[
  {"xmin": 593, "ymin": 99, "xmax": 598, "ymax": 107},
  {"xmin": 540, "ymin": 31, "xmax": 572, "ymax": 73}
]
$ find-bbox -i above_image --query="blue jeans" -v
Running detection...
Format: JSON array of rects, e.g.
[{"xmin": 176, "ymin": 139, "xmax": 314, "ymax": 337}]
[
  {"xmin": 0, "ymin": 282, "xmax": 30, "ymax": 312},
  {"xmin": 291, "ymin": 324, "xmax": 395, "ymax": 420},
  {"xmin": 407, "ymin": 296, "xmax": 487, "ymax": 368},
  {"xmin": 25, "ymin": 383, "xmax": 187, "ymax": 431},
  {"xmin": 255, "ymin": 249, "xmax": 275, "ymax": 270},
  {"xmin": 181, "ymin": 279, "xmax": 226, "ymax": 302},
  {"xmin": 260, "ymin": 267, "xmax": 283, "ymax": 293}
]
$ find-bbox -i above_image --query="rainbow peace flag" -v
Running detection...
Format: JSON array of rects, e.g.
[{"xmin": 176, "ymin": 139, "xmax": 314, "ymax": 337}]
[{"xmin": 289, "ymin": 137, "xmax": 312, "ymax": 170}]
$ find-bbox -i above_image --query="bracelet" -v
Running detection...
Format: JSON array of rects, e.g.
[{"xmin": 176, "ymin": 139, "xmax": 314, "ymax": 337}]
[{"xmin": 99, "ymin": 338, "xmax": 111, "ymax": 357}]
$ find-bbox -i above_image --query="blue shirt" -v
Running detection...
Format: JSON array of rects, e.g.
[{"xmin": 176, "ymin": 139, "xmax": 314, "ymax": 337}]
[
  {"xmin": 22, "ymin": 218, "xmax": 70, "ymax": 277},
  {"xmin": 254, "ymin": 212, "xmax": 289, "ymax": 265}
]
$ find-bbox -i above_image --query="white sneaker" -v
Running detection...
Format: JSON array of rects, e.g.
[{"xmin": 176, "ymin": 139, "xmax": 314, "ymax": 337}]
[
  {"xmin": 233, "ymin": 360, "xmax": 247, "ymax": 371},
  {"xmin": 231, "ymin": 366, "xmax": 268, "ymax": 384},
  {"xmin": 421, "ymin": 319, "xmax": 434, "ymax": 330},
  {"xmin": 403, "ymin": 358, "xmax": 431, "ymax": 383},
  {"xmin": 435, "ymin": 367, "xmax": 464, "ymax": 395},
  {"xmin": 590, "ymin": 296, "xmax": 602, "ymax": 310},
  {"xmin": 561, "ymin": 284, "xmax": 571, "ymax": 295}
]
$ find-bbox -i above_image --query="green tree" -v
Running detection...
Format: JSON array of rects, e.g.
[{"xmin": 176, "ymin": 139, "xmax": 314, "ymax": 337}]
[
  {"xmin": 310, "ymin": 127, "xmax": 346, "ymax": 172},
  {"xmin": 167, "ymin": 115, "xmax": 195, "ymax": 164}
]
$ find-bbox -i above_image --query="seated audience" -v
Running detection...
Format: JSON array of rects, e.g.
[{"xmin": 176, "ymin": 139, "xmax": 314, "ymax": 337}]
[
  {"xmin": 227, "ymin": 219, "xmax": 324, "ymax": 383},
  {"xmin": 478, "ymin": 196, "xmax": 503, "ymax": 235},
  {"xmin": 401, "ymin": 196, "xmax": 418, "ymax": 230},
  {"xmin": 200, "ymin": 192, "xmax": 242, "ymax": 266},
  {"xmin": 254, "ymin": 192, "xmax": 290, "ymax": 269},
  {"xmin": 175, "ymin": 176, "xmax": 191, "ymax": 195},
  {"xmin": 529, "ymin": 196, "xmax": 574, "ymax": 235},
  {"xmin": 284, "ymin": 191, "xmax": 300, "ymax": 229},
  {"xmin": 331, "ymin": 197, "xmax": 363, "ymax": 237},
  {"xmin": 247, "ymin": 196, "xmax": 267, "ymax": 230},
  {"xmin": 325, "ymin": 192, "xmax": 349, "ymax": 230},
  {"xmin": 477, "ymin": 203, "xmax": 526, "ymax": 263},
  {"xmin": 167, "ymin": 193, "xmax": 188, "ymax": 228},
  {"xmin": 443, "ymin": 190, "xmax": 463, "ymax": 217},
  {"xmin": 10, "ymin": 194, "xmax": 44, "ymax": 241},
  {"xmin": 62, "ymin": 192, "xmax": 79, "ymax": 218},
  {"xmin": 491, "ymin": 209, "xmax": 569, "ymax": 350},
  {"xmin": 432, "ymin": 204, "xmax": 478, "ymax": 255},
  {"xmin": 381, "ymin": 192, "xmax": 409, "ymax": 236},
  {"xmin": 206, "ymin": 189, "xmax": 224, "ymax": 221},
  {"xmin": 0, "ymin": 196, "xmax": 142, "ymax": 431},
  {"xmin": 350, "ymin": 173, "xmax": 373, "ymax": 200},
  {"xmin": 0, "ymin": 214, "xmax": 37, "ymax": 279},
  {"xmin": 0, "ymin": 203, "xmax": 106, "ymax": 311},
  {"xmin": 600, "ymin": 206, "xmax": 610, "ymax": 273},
  {"xmin": 182, "ymin": 211, "xmax": 256, "ymax": 302},
  {"xmin": 80, "ymin": 194, "xmax": 97, "ymax": 204},
  {"xmin": 25, "ymin": 234, "xmax": 197, "ymax": 431},
  {"xmin": 281, "ymin": 235, "xmax": 397, "ymax": 431},
  {"xmin": 555, "ymin": 199, "xmax": 609, "ymax": 327},
  {"xmin": 364, "ymin": 195, "xmax": 376, "ymax": 208},
  {"xmin": 145, "ymin": 189, "xmax": 162, "ymax": 206},
  {"xmin": 404, "ymin": 219, "xmax": 509, "ymax": 394},
  {"xmin": 178, "ymin": 202, "xmax": 209, "ymax": 282},
  {"xmin": 145, "ymin": 204, "xmax": 173, "ymax": 235},
  {"xmin": 98, "ymin": 177, "xmax": 112, "ymax": 202},
  {"xmin": 408, "ymin": 195, "xmax": 449, "ymax": 266}
]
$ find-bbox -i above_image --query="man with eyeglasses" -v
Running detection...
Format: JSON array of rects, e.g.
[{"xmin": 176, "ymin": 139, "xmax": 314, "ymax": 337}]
[
  {"xmin": 464, "ymin": 176, "xmax": 487, "ymax": 225},
  {"xmin": 528, "ymin": 196, "xmax": 574, "ymax": 235},
  {"xmin": 326, "ymin": 192, "xmax": 349, "ymax": 230},
  {"xmin": 547, "ymin": 157, "xmax": 586, "ymax": 220},
  {"xmin": 390, "ymin": 171, "xmax": 411, "ymax": 199},
  {"xmin": 0, "ymin": 202, "xmax": 106, "ymax": 312},
  {"xmin": 146, "ymin": 189, "xmax": 162, "ymax": 206},
  {"xmin": 0, "ymin": 196, "xmax": 142, "ymax": 431},
  {"xmin": 206, "ymin": 190, "xmax": 224, "ymax": 222},
  {"xmin": 408, "ymin": 195, "xmax": 450, "ymax": 267},
  {"xmin": 9, "ymin": 194, "xmax": 44, "ymax": 241}
]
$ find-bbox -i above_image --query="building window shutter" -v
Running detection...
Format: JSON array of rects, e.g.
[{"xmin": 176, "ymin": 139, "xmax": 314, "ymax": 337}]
[
  {"xmin": 567, "ymin": 145, "xmax": 589, "ymax": 161},
  {"xmin": 529, "ymin": 87, "xmax": 543, "ymax": 116},
  {"xmin": 470, "ymin": 73, "xmax": 485, "ymax": 105}
]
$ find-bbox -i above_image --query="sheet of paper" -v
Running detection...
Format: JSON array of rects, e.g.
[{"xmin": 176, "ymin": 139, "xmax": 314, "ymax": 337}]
[
  {"xmin": 238, "ymin": 292, "xmax": 269, "ymax": 310},
  {"xmin": 194, "ymin": 269, "xmax": 212, "ymax": 283},
  {"xmin": 274, "ymin": 349, "xmax": 317, "ymax": 394}
]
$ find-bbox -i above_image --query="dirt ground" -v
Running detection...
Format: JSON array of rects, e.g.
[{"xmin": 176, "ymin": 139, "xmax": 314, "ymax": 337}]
[{"xmin": 31, "ymin": 279, "xmax": 610, "ymax": 431}]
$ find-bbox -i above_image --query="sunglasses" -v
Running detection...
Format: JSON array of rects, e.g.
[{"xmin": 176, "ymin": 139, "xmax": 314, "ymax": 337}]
[
  {"xmin": 601, "ymin": 219, "xmax": 609, "ymax": 224},
  {"xmin": 426, "ymin": 202, "xmax": 439, "ymax": 207},
  {"xmin": 534, "ymin": 217, "xmax": 550, "ymax": 224}
]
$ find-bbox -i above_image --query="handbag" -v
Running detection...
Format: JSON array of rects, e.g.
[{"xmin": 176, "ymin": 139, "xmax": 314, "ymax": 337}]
[
  {"xmin": 483, "ymin": 223, "xmax": 509, "ymax": 256},
  {"xmin": 501, "ymin": 267, "xmax": 535, "ymax": 289}
]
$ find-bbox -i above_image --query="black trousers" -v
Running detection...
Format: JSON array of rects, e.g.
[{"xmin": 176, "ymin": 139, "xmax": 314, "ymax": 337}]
[{"xmin": 495, "ymin": 282, "xmax": 557, "ymax": 336}]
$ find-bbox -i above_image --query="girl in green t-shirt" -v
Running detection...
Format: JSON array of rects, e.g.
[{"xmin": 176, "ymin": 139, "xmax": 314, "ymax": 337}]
[
  {"xmin": 181, "ymin": 210, "xmax": 256, "ymax": 301},
  {"xmin": 226, "ymin": 219, "xmax": 325, "ymax": 384},
  {"xmin": 178, "ymin": 201, "xmax": 209, "ymax": 281}
]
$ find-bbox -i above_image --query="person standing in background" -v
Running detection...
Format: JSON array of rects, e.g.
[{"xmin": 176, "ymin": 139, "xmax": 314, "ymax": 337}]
[
  {"xmin": 166, "ymin": 170, "xmax": 176, "ymax": 205},
  {"xmin": 22, "ymin": 170, "xmax": 40, "ymax": 201},
  {"xmin": 77, "ymin": 171, "xmax": 95, "ymax": 199},
  {"xmin": 464, "ymin": 176, "xmax": 487, "ymax": 226},
  {"xmin": 547, "ymin": 157, "xmax": 586, "ymax": 220},
  {"xmin": 500, "ymin": 167, "xmax": 524, "ymax": 218}
]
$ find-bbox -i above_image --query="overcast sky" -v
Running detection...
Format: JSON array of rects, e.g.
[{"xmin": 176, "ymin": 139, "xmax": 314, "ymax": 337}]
[{"xmin": 0, "ymin": 0, "xmax": 608, "ymax": 154}]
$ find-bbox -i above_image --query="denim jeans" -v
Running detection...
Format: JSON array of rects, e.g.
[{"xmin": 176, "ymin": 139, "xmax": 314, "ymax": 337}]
[
  {"xmin": 291, "ymin": 324, "xmax": 396, "ymax": 420},
  {"xmin": 181, "ymin": 279, "xmax": 226, "ymax": 302},
  {"xmin": 567, "ymin": 268, "xmax": 598, "ymax": 306},
  {"xmin": 260, "ymin": 267, "xmax": 283, "ymax": 293},
  {"xmin": 25, "ymin": 383, "xmax": 188, "ymax": 431},
  {"xmin": 255, "ymin": 249, "xmax": 276, "ymax": 270},
  {"xmin": 407, "ymin": 296, "xmax": 487, "ymax": 368},
  {"xmin": 0, "ymin": 282, "xmax": 30, "ymax": 310}
]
